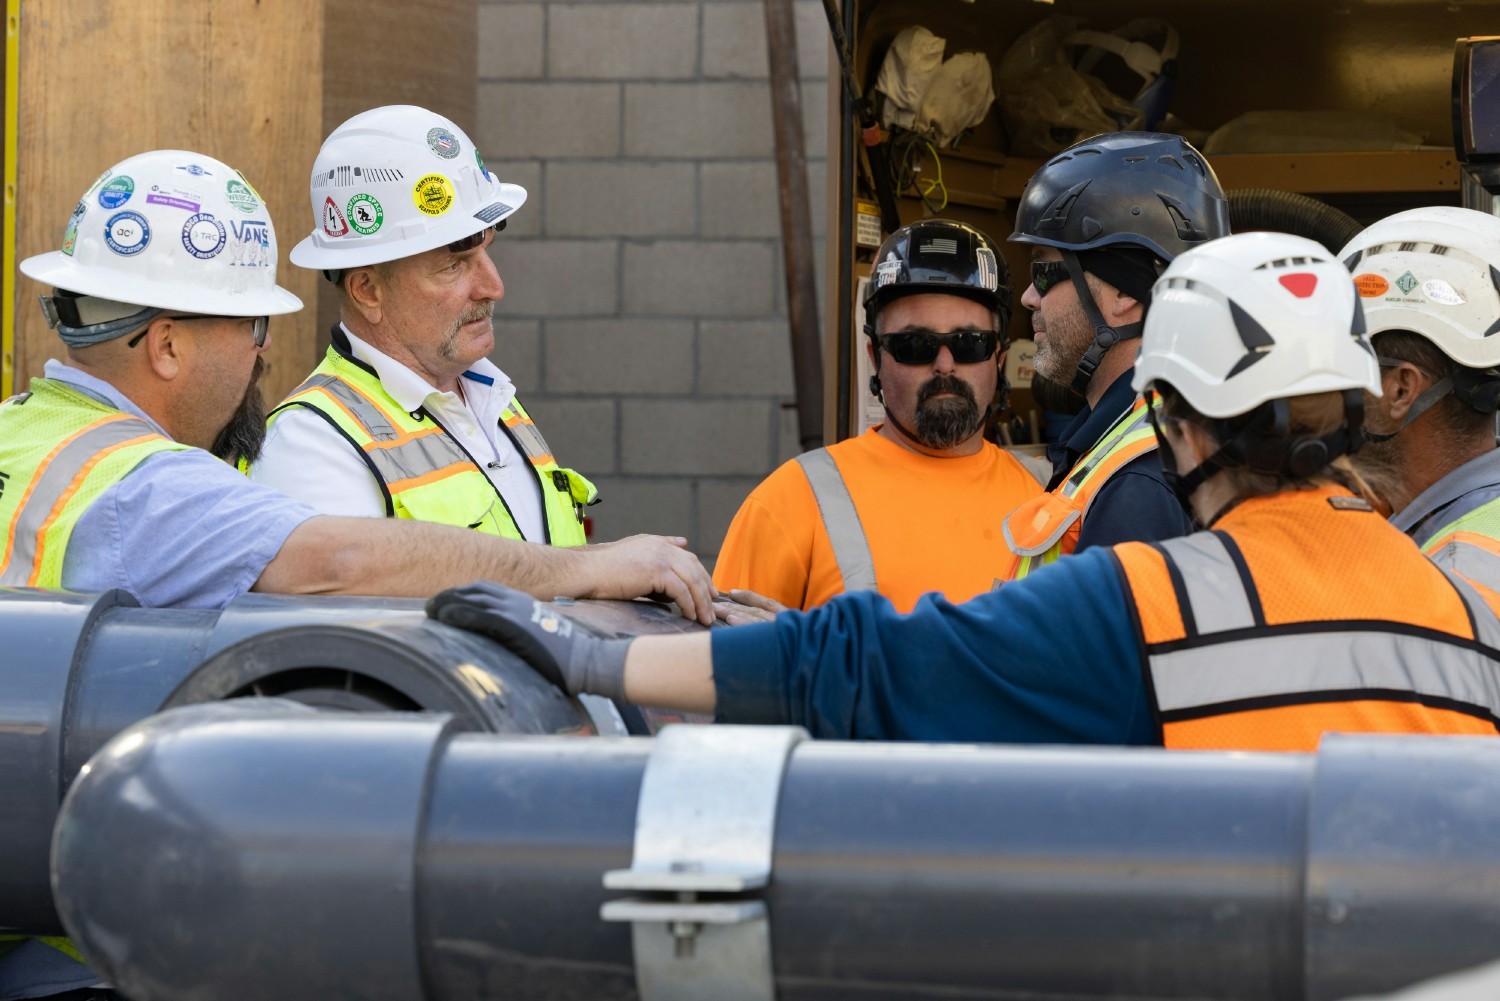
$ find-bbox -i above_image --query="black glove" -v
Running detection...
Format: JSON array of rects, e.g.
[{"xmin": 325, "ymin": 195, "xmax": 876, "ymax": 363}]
[{"xmin": 426, "ymin": 581, "xmax": 631, "ymax": 700}]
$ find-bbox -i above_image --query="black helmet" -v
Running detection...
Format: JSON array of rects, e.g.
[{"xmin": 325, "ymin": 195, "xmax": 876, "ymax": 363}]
[
  {"xmin": 1010, "ymin": 131, "xmax": 1230, "ymax": 263},
  {"xmin": 863, "ymin": 219, "xmax": 1012, "ymax": 338}
]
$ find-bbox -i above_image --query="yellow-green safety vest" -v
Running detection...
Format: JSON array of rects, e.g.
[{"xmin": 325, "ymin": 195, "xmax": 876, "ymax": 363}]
[
  {"xmin": 1000, "ymin": 394, "xmax": 1161, "ymax": 580},
  {"xmin": 0, "ymin": 379, "xmax": 187, "ymax": 589},
  {"xmin": 267, "ymin": 347, "xmax": 597, "ymax": 545},
  {"xmin": 1422, "ymin": 495, "xmax": 1500, "ymax": 593}
]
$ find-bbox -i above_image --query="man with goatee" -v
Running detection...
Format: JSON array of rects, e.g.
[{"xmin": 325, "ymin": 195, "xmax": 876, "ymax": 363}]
[
  {"xmin": 250, "ymin": 105, "xmax": 596, "ymax": 549},
  {"xmin": 4, "ymin": 148, "xmax": 714, "ymax": 619},
  {"xmin": 713, "ymin": 219, "xmax": 1043, "ymax": 613}
]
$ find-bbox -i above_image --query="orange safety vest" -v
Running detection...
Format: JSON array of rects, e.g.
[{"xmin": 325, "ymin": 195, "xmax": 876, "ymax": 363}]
[
  {"xmin": 1114, "ymin": 484, "xmax": 1500, "ymax": 752},
  {"xmin": 1000, "ymin": 394, "xmax": 1160, "ymax": 580}
]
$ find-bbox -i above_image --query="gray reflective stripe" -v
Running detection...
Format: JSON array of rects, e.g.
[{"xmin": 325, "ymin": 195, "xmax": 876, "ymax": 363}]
[
  {"xmin": 1, "ymin": 416, "xmax": 158, "ymax": 585},
  {"xmin": 1060, "ymin": 401, "xmax": 1151, "ymax": 499},
  {"xmin": 1158, "ymin": 534, "xmax": 1257, "ymax": 635},
  {"xmin": 795, "ymin": 448, "xmax": 876, "ymax": 593},
  {"xmin": 364, "ymin": 430, "xmax": 473, "ymax": 486},
  {"xmin": 1443, "ymin": 569, "xmax": 1500, "ymax": 651},
  {"xmin": 503, "ymin": 403, "xmax": 554, "ymax": 464},
  {"xmin": 1150, "ymin": 630, "xmax": 1500, "ymax": 719},
  {"xmin": 296, "ymin": 375, "xmax": 399, "ymax": 441},
  {"xmin": 1432, "ymin": 539, "xmax": 1500, "ymax": 597}
]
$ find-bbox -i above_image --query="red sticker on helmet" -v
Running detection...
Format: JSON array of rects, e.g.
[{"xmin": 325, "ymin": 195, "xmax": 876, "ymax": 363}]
[
  {"xmin": 322, "ymin": 196, "xmax": 349, "ymax": 237},
  {"xmin": 1279, "ymin": 273, "xmax": 1317, "ymax": 298}
]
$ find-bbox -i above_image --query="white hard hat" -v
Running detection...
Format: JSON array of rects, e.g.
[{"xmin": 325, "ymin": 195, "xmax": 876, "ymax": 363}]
[
  {"xmin": 19, "ymin": 149, "xmax": 302, "ymax": 333},
  {"xmin": 1133, "ymin": 231, "xmax": 1381, "ymax": 417},
  {"xmin": 1337, "ymin": 205, "xmax": 1500, "ymax": 369},
  {"xmin": 289, "ymin": 105, "xmax": 526, "ymax": 271}
]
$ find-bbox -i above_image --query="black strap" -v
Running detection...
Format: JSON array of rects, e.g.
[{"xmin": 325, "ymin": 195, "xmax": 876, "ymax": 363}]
[{"xmin": 1062, "ymin": 250, "xmax": 1143, "ymax": 396}]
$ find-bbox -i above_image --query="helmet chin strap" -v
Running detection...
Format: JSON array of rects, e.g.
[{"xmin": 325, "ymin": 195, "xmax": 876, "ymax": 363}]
[
  {"xmin": 1361, "ymin": 376, "xmax": 1453, "ymax": 444},
  {"xmin": 1061, "ymin": 250, "xmax": 1143, "ymax": 397}
]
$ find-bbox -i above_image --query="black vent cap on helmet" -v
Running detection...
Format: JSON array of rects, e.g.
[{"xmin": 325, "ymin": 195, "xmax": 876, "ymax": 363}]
[
  {"xmin": 1010, "ymin": 131, "xmax": 1231, "ymax": 262},
  {"xmin": 863, "ymin": 219, "xmax": 1012, "ymax": 336}
]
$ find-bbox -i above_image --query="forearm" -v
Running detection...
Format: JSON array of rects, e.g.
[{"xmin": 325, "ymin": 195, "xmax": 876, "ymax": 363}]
[
  {"xmin": 256, "ymin": 516, "xmax": 580, "ymax": 598},
  {"xmin": 622, "ymin": 633, "xmax": 717, "ymax": 713}
]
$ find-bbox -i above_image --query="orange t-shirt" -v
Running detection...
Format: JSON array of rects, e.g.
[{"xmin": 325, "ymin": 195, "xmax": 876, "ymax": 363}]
[{"xmin": 713, "ymin": 428, "xmax": 1044, "ymax": 612}]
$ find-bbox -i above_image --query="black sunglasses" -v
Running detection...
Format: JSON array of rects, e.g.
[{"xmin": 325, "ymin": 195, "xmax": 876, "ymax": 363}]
[
  {"xmin": 128, "ymin": 314, "xmax": 270, "ymax": 349},
  {"xmin": 446, "ymin": 222, "xmax": 505, "ymax": 254},
  {"xmin": 879, "ymin": 328, "xmax": 1000, "ymax": 365},
  {"xmin": 1030, "ymin": 259, "xmax": 1071, "ymax": 297}
]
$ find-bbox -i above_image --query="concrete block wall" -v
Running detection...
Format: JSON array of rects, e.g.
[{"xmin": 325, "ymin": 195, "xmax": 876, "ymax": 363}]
[{"xmin": 475, "ymin": 0, "xmax": 829, "ymax": 563}]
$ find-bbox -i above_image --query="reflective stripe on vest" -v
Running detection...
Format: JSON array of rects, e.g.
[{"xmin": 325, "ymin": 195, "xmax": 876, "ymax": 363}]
[
  {"xmin": 0, "ymin": 381, "xmax": 183, "ymax": 588},
  {"xmin": 1001, "ymin": 395, "xmax": 1159, "ymax": 579},
  {"xmin": 270, "ymin": 350, "xmax": 595, "ymax": 545},
  {"xmin": 1423, "ymin": 495, "xmax": 1500, "ymax": 594},
  {"xmin": 0, "ymin": 935, "xmax": 86, "ymax": 964},
  {"xmin": 795, "ymin": 448, "xmax": 877, "ymax": 593},
  {"xmin": 1137, "ymin": 530, "xmax": 1500, "ymax": 749}
]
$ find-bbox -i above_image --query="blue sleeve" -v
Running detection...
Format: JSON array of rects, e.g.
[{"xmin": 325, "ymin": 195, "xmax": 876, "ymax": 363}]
[
  {"xmin": 709, "ymin": 547, "xmax": 1156, "ymax": 745},
  {"xmin": 1074, "ymin": 454, "xmax": 1194, "ymax": 553},
  {"xmin": 64, "ymin": 449, "xmax": 317, "ymax": 609}
]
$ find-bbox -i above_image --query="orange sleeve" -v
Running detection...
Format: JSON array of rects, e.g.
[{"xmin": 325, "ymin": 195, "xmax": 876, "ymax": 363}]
[{"xmin": 712, "ymin": 462, "xmax": 821, "ymax": 611}]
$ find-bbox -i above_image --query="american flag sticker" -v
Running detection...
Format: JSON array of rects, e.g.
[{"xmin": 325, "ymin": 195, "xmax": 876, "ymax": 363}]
[{"xmin": 977, "ymin": 247, "xmax": 998, "ymax": 291}]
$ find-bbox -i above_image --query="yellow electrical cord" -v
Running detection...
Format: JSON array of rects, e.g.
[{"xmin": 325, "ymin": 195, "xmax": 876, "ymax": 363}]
[{"xmin": 3, "ymin": 0, "xmax": 19, "ymax": 397}]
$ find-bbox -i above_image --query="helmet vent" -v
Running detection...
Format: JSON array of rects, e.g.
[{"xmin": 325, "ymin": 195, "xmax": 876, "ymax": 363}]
[
  {"xmin": 1432, "ymin": 244, "xmax": 1451, "ymax": 256},
  {"xmin": 1160, "ymin": 194, "xmax": 1207, "ymax": 242},
  {"xmin": 1156, "ymin": 155, "xmax": 1184, "ymax": 171},
  {"xmin": 1399, "ymin": 241, "xmax": 1419, "ymax": 253},
  {"xmin": 1038, "ymin": 180, "xmax": 1090, "ymax": 230},
  {"xmin": 1123, "ymin": 155, "xmax": 1147, "ymax": 163},
  {"xmin": 314, "ymin": 166, "xmax": 405, "ymax": 189},
  {"xmin": 1162, "ymin": 277, "xmax": 1196, "ymax": 290},
  {"xmin": 1183, "ymin": 152, "xmax": 1208, "ymax": 177}
]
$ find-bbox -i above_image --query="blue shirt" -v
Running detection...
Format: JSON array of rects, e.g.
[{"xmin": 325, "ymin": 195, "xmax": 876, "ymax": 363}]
[
  {"xmin": 45, "ymin": 361, "xmax": 318, "ymax": 609},
  {"xmin": 710, "ymin": 546, "xmax": 1158, "ymax": 745},
  {"xmin": 1046, "ymin": 368, "xmax": 1194, "ymax": 552}
]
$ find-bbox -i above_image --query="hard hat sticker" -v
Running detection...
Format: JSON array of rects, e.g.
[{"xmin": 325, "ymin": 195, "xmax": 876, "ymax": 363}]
[
  {"xmin": 347, "ymin": 193, "xmax": 383, "ymax": 235},
  {"xmin": 104, "ymin": 211, "xmax": 150, "ymax": 257},
  {"xmin": 413, "ymin": 174, "xmax": 455, "ymax": 216},
  {"xmin": 97, "ymin": 176, "xmax": 134, "ymax": 210},
  {"xmin": 175, "ymin": 163, "xmax": 215, "ymax": 178},
  {"xmin": 1353, "ymin": 273, "xmax": 1389, "ymax": 298},
  {"xmin": 1421, "ymin": 279, "xmax": 1466, "ymax": 306},
  {"xmin": 473, "ymin": 201, "xmax": 511, "ymax": 224},
  {"xmin": 61, "ymin": 202, "xmax": 87, "ymax": 257},
  {"xmin": 322, "ymin": 196, "xmax": 350, "ymax": 237},
  {"xmin": 1394, "ymin": 271, "xmax": 1419, "ymax": 295},
  {"xmin": 225, "ymin": 179, "xmax": 259, "ymax": 214},
  {"xmin": 977, "ymin": 247, "xmax": 999, "ymax": 291},
  {"xmin": 228, "ymin": 219, "xmax": 272, "ymax": 268},
  {"xmin": 427, "ymin": 127, "xmax": 461, "ymax": 160},
  {"xmin": 146, "ymin": 191, "xmax": 201, "ymax": 213},
  {"xmin": 475, "ymin": 148, "xmax": 489, "ymax": 179},
  {"xmin": 181, "ymin": 213, "xmax": 227, "ymax": 260},
  {"xmin": 873, "ymin": 251, "xmax": 904, "ymax": 288}
]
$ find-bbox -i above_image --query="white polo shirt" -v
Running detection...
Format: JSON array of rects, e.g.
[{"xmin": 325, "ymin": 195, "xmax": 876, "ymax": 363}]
[{"xmin": 249, "ymin": 325, "xmax": 546, "ymax": 541}]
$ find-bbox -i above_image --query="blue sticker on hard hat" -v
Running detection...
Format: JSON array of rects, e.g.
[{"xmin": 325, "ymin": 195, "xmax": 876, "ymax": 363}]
[
  {"xmin": 475, "ymin": 149, "xmax": 488, "ymax": 178},
  {"xmin": 104, "ymin": 211, "xmax": 150, "ymax": 257},
  {"xmin": 228, "ymin": 219, "xmax": 273, "ymax": 268},
  {"xmin": 976, "ymin": 247, "xmax": 999, "ymax": 292},
  {"xmin": 225, "ymin": 179, "xmax": 259, "ymax": 214},
  {"xmin": 181, "ymin": 213, "xmax": 227, "ymax": 260},
  {"xmin": 473, "ymin": 202, "xmax": 511, "ymax": 224},
  {"xmin": 427, "ymin": 127, "xmax": 461, "ymax": 159},
  {"xmin": 175, "ymin": 163, "xmax": 215, "ymax": 177},
  {"xmin": 61, "ymin": 202, "xmax": 87, "ymax": 257},
  {"xmin": 97, "ymin": 176, "xmax": 134, "ymax": 209}
]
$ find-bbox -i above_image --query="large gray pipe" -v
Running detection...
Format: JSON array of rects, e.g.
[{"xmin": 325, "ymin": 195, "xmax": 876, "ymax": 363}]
[
  {"xmin": 0, "ymin": 587, "xmax": 703, "ymax": 933},
  {"xmin": 52, "ymin": 703, "xmax": 1500, "ymax": 1001}
]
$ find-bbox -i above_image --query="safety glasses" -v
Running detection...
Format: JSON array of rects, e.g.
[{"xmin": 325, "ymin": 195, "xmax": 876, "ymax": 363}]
[
  {"xmin": 1030, "ymin": 259, "xmax": 1071, "ymax": 297},
  {"xmin": 446, "ymin": 223, "xmax": 505, "ymax": 254},
  {"xmin": 879, "ymin": 328, "xmax": 999, "ymax": 365},
  {"xmin": 129, "ymin": 314, "xmax": 270, "ymax": 349}
]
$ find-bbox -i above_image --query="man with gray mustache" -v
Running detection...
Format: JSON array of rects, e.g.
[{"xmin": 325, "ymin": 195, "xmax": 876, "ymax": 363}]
[{"xmin": 250, "ymin": 104, "xmax": 595, "ymax": 547}]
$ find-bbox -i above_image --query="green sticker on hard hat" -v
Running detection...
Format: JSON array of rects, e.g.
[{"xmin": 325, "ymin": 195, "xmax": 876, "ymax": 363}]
[
  {"xmin": 475, "ymin": 148, "xmax": 488, "ymax": 178},
  {"xmin": 1395, "ymin": 271, "xmax": 1419, "ymax": 295},
  {"xmin": 61, "ymin": 201, "xmax": 87, "ymax": 257},
  {"xmin": 225, "ymin": 178, "xmax": 259, "ymax": 214},
  {"xmin": 97, "ymin": 176, "xmax": 134, "ymax": 210},
  {"xmin": 347, "ymin": 193, "xmax": 383, "ymax": 235},
  {"xmin": 413, "ymin": 174, "xmax": 454, "ymax": 216}
]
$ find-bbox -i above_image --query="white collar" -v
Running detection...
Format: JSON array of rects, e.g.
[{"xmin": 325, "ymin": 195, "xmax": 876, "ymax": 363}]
[{"xmin": 338, "ymin": 323, "xmax": 515, "ymax": 414}]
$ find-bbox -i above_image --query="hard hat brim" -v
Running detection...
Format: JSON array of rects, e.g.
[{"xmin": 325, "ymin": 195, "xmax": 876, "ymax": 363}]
[
  {"xmin": 19, "ymin": 251, "xmax": 304, "ymax": 316},
  {"xmin": 288, "ymin": 184, "xmax": 528, "ymax": 271}
]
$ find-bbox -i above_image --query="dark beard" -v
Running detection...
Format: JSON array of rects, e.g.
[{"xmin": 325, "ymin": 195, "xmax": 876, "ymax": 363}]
[
  {"xmin": 211, "ymin": 355, "xmax": 269, "ymax": 466},
  {"xmin": 913, "ymin": 374, "xmax": 982, "ymax": 449}
]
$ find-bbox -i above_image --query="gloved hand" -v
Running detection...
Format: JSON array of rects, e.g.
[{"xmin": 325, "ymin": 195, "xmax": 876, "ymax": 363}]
[{"xmin": 426, "ymin": 580, "xmax": 632, "ymax": 700}]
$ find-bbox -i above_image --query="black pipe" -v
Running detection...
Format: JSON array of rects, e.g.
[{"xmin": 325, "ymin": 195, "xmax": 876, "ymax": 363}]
[
  {"xmin": 52, "ymin": 706, "xmax": 1500, "ymax": 1001},
  {"xmin": 764, "ymin": 0, "xmax": 825, "ymax": 453},
  {"xmin": 0, "ymin": 589, "xmax": 634, "ymax": 933}
]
